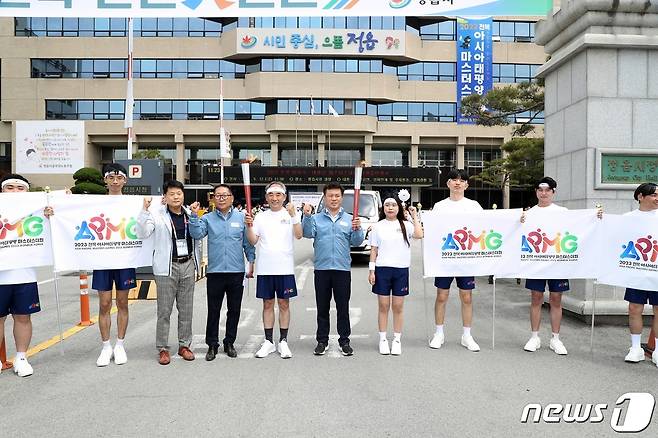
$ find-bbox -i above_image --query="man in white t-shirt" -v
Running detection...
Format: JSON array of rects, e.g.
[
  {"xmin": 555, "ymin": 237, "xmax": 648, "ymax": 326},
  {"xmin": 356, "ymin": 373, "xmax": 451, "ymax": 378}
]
[
  {"xmin": 0, "ymin": 174, "xmax": 53, "ymax": 377},
  {"xmin": 429, "ymin": 169, "xmax": 483, "ymax": 352},
  {"xmin": 245, "ymin": 181, "xmax": 303, "ymax": 359},
  {"xmin": 622, "ymin": 183, "xmax": 658, "ymax": 366},
  {"xmin": 521, "ymin": 177, "xmax": 570, "ymax": 356}
]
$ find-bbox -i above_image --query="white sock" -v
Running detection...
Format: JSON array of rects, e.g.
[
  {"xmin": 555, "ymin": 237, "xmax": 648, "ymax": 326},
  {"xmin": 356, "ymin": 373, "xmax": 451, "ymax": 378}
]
[
  {"xmin": 435, "ymin": 325, "xmax": 444, "ymax": 335},
  {"xmin": 15, "ymin": 352, "xmax": 26, "ymax": 360},
  {"xmin": 379, "ymin": 332, "xmax": 387, "ymax": 342},
  {"xmin": 531, "ymin": 331, "xmax": 539, "ymax": 339},
  {"xmin": 552, "ymin": 332, "xmax": 560, "ymax": 340},
  {"xmin": 102, "ymin": 340, "xmax": 111, "ymax": 350},
  {"xmin": 631, "ymin": 334, "xmax": 641, "ymax": 349},
  {"xmin": 393, "ymin": 333, "xmax": 401, "ymax": 342},
  {"xmin": 115, "ymin": 338, "xmax": 124, "ymax": 347},
  {"xmin": 655, "ymin": 338, "xmax": 658, "ymax": 350},
  {"xmin": 463, "ymin": 327, "xmax": 471, "ymax": 337}
]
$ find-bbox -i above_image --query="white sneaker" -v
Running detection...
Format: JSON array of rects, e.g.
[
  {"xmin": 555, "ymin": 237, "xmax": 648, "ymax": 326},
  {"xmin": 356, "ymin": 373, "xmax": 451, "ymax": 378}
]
[
  {"xmin": 113, "ymin": 344, "xmax": 128, "ymax": 365},
  {"xmin": 652, "ymin": 351, "xmax": 658, "ymax": 368},
  {"xmin": 524, "ymin": 337, "xmax": 541, "ymax": 352},
  {"xmin": 391, "ymin": 339, "xmax": 402, "ymax": 356},
  {"xmin": 549, "ymin": 338, "xmax": 568, "ymax": 355},
  {"xmin": 96, "ymin": 347, "xmax": 113, "ymax": 367},
  {"xmin": 461, "ymin": 334, "xmax": 480, "ymax": 352},
  {"xmin": 13, "ymin": 358, "xmax": 33, "ymax": 377},
  {"xmin": 625, "ymin": 347, "xmax": 645, "ymax": 363},
  {"xmin": 255, "ymin": 340, "xmax": 276, "ymax": 358},
  {"xmin": 379, "ymin": 339, "xmax": 390, "ymax": 355},
  {"xmin": 278, "ymin": 340, "xmax": 292, "ymax": 359},
  {"xmin": 429, "ymin": 332, "xmax": 445, "ymax": 349}
]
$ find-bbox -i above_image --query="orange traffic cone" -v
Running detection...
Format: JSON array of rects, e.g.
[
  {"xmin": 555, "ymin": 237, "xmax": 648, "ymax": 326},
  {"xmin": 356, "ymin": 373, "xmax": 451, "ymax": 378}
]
[{"xmin": 78, "ymin": 272, "xmax": 93, "ymax": 326}]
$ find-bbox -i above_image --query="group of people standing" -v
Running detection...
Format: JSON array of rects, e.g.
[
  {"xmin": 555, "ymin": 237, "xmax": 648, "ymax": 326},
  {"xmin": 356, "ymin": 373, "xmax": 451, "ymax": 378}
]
[{"xmin": 1, "ymin": 166, "xmax": 657, "ymax": 377}]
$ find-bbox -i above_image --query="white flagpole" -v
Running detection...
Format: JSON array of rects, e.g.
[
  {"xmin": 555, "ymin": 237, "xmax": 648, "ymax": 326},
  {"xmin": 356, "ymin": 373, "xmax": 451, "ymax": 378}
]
[
  {"xmin": 295, "ymin": 101, "xmax": 299, "ymax": 166},
  {"xmin": 590, "ymin": 281, "xmax": 597, "ymax": 354},
  {"xmin": 492, "ymin": 276, "xmax": 496, "ymax": 350},
  {"xmin": 220, "ymin": 76, "xmax": 225, "ymax": 184},
  {"xmin": 125, "ymin": 17, "xmax": 134, "ymax": 159},
  {"xmin": 310, "ymin": 97, "xmax": 314, "ymax": 166},
  {"xmin": 45, "ymin": 189, "xmax": 65, "ymax": 355}
]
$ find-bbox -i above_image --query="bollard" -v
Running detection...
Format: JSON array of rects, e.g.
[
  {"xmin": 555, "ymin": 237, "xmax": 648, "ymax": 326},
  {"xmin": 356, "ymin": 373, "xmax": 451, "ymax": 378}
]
[
  {"xmin": 0, "ymin": 336, "xmax": 12, "ymax": 370},
  {"xmin": 78, "ymin": 272, "xmax": 93, "ymax": 326}
]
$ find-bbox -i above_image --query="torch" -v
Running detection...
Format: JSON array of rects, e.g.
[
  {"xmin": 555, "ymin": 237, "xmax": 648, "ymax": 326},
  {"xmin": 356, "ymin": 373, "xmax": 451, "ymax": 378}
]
[
  {"xmin": 352, "ymin": 166, "xmax": 363, "ymax": 230},
  {"xmin": 241, "ymin": 161, "xmax": 252, "ymax": 226}
]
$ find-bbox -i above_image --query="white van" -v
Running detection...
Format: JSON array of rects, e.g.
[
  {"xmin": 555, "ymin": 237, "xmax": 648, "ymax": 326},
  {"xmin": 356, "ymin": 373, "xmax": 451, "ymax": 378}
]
[{"xmin": 317, "ymin": 189, "xmax": 382, "ymax": 256}]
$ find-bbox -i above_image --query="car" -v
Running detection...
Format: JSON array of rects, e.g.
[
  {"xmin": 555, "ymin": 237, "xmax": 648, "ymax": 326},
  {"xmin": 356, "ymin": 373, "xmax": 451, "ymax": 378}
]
[{"xmin": 317, "ymin": 189, "xmax": 382, "ymax": 256}]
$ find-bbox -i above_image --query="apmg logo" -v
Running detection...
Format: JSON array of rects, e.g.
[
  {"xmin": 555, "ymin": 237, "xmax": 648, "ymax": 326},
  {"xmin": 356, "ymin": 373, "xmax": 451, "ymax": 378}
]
[
  {"xmin": 0, "ymin": 215, "xmax": 45, "ymax": 240},
  {"xmin": 521, "ymin": 229, "xmax": 578, "ymax": 254},
  {"xmin": 620, "ymin": 235, "xmax": 658, "ymax": 263},
  {"xmin": 441, "ymin": 227, "xmax": 502, "ymax": 251},
  {"xmin": 74, "ymin": 214, "xmax": 138, "ymax": 241}
]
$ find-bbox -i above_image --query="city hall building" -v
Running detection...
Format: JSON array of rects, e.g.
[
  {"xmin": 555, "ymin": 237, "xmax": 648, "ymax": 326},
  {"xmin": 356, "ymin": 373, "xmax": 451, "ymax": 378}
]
[{"xmin": 0, "ymin": 15, "xmax": 545, "ymax": 207}]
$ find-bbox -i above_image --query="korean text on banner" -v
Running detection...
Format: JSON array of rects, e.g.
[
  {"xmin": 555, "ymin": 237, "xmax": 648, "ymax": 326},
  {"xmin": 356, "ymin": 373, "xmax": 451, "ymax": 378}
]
[
  {"xmin": 498, "ymin": 209, "xmax": 602, "ymax": 280},
  {"xmin": 597, "ymin": 214, "xmax": 658, "ymax": 291},
  {"xmin": 0, "ymin": 192, "xmax": 53, "ymax": 271},
  {"xmin": 423, "ymin": 209, "xmax": 523, "ymax": 278},
  {"xmin": 49, "ymin": 195, "xmax": 154, "ymax": 272},
  {"xmin": 456, "ymin": 16, "xmax": 493, "ymax": 125}
]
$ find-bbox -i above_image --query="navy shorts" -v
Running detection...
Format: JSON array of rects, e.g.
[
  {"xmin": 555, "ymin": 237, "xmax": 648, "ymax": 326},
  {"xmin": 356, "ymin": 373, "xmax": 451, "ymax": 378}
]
[
  {"xmin": 625, "ymin": 288, "xmax": 658, "ymax": 305},
  {"xmin": 372, "ymin": 267, "xmax": 409, "ymax": 297},
  {"xmin": 525, "ymin": 279, "xmax": 569, "ymax": 293},
  {"xmin": 0, "ymin": 282, "xmax": 40, "ymax": 317},
  {"xmin": 256, "ymin": 274, "xmax": 298, "ymax": 300},
  {"xmin": 92, "ymin": 268, "xmax": 137, "ymax": 292},
  {"xmin": 434, "ymin": 277, "xmax": 476, "ymax": 291}
]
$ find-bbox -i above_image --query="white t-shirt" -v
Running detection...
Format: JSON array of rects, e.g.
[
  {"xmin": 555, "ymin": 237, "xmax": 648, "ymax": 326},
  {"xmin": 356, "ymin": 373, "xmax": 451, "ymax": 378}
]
[
  {"xmin": 369, "ymin": 219, "xmax": 415, "ymax": 268},
  {"xmin": 624, "ymin": 209, "xmax": 658, "ymax": 218},
  {"xmin": 253, "ymin": 209, "xmax": 295, "ymax": 275},
  {"xmin": 525, "ymin": 203, "xmax": 568, "ymax": 218},
  {"xmin": 432, "ymin": 197, "xmax": 483, "ymax": 213},
  {"xmin": 0, "ymin": 268, "xmax": 37, "ymax": 286}
]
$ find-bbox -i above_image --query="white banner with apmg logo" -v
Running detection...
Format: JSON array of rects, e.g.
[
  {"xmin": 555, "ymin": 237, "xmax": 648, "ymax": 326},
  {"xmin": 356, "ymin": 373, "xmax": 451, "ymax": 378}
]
[
  {"xmin": 0, "ymin": 192, "xmax": 53, "ymax": 271},
  {"xmin": 499, "ymin": 209, "xmax": 602, "ymax": 280},
  {"xmin": 49, "ymin": 195, "xmax": 154, "ymax": 272},
  {"xmin": 597, "ymin": 213, "xmax": 658, "ymax": 291},
  {"xmin": 422, "ymin": 209, "xmax": 523, "ymax": 277}
]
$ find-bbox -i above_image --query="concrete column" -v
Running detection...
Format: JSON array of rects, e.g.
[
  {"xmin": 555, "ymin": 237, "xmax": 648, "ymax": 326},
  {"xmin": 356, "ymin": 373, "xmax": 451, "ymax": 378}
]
[
  {"xmin": 535, "ymin": 0, "xmax": 658, "ymax": 319},
  {"xmin": 317, "ymin": 134, "xmax": 325, "ymax": 167},
  {"xmin": 270, "ymin": 142, "xmax": 278, "ymax": 167},
  {"xmin": 175, "ymin": 142, "xmax": 186, "ymax": 183},
  {"xmin": 364, "ymin": 143, "xmax": 372, "ymax": 167},
  {"xmin": 456, "ymin": 144, "xmax": 465, "ymax": 169}
]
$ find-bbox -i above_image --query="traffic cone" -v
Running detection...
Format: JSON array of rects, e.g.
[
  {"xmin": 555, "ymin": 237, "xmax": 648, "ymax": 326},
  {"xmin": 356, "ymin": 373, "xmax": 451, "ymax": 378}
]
[{"xmin": 78, "ymin": 272, "xmax": 93, "ymax": 326}]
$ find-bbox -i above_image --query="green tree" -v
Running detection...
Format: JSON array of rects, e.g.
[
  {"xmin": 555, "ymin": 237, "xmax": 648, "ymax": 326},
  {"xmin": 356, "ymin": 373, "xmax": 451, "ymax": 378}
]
[
  {"xmin": 133, "ymin": 148, "xmax": 164, "ymax": 159},
  {"xmin": 460, "ymin": 81, "xmax": 544, "ymax": 137},
  {"xmin": 473, "ymin": 137, "xmax": 544, "ymax": 190},
  {"xmin": 71, "ymin": 167, "xmax": 106, "ymax": 194}
]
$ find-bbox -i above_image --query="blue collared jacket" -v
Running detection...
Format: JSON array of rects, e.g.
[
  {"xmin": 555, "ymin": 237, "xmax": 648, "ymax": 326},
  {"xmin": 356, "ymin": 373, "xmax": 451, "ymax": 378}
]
[
  {"xmin": 189, "ymin": 207, "xmax": 255, "ymax": 274},
  {"xmin": 302, "ymin": 208, "xmax": 364, "ymax": 271}
]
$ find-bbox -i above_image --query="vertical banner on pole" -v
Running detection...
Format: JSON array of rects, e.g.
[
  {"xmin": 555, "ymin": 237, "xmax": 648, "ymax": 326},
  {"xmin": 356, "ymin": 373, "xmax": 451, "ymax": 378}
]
[{"xmin": 456, "ymin": 16, "xmax": 493, "ymax": 125}]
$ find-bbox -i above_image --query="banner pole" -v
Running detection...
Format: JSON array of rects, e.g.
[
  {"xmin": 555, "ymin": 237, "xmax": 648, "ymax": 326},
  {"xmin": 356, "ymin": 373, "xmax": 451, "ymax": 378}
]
[
  {"xmin": 46, "ymin": 189, "xmax": 65, "ymax": 355},
  {"xmin": 492, "ymin": 276, "xmax": 496, "ymax": 350},
  {"xmin": 418, "ymin": 206, "xmax": 432, "ymax": 343},
  {"xmin": 590, "ymin": 281, "xmax": 597, "ymax": 355}
]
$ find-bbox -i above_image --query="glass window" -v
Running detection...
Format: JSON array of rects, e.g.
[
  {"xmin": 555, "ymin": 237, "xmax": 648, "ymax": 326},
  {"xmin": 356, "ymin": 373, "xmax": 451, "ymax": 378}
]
[
  {"xmin": 370, "ymin": 59, "xmax": 382, "ymax": 73},
  {"xmin": 273, "ymin": 58, "xmax": 285, "ymax": 72},
  {"xmin": 346, "ymin": 17, "xmax": 359, "ymax": 29},
  {"xmin": 188, "ymin": 100, "xmax": 203, "ymax": 114},
  {"xmin": 358, "ymin": 60, "xmax": 370, "ymax": 73},
  {"xmin": 334, "ymin": 59, "xmax": 346, "ymax": 73},
  {"xmin": 204, "ymin": 100, "xmax": 219, "ymax": 114},
  {"xmin": 346, "ymin": 59, "xmax": 358, "ymax": 73},
  {"xmin": 322, "ymin": 59, "xmax": 333, "ymax": 72}
]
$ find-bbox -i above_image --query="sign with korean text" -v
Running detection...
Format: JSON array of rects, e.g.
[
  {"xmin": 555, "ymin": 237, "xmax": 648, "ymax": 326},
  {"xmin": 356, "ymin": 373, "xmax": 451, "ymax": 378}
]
[
  {"xmin": 422, "ymin": 209, "xmax": 523, "ymax": 277},
  {"xmin": 597, "ymin": 213, "xmax": 658, "ymax": 291},
  {"xmin": 456, "ymin": 16, "xmax": 493, "ymax": 125},
  {"xmin": 600, "ymin": 153, "xmax": 658, "ymax": 185},
  {"xmin": 15, "ymin": 121, "xmax": 85, "ymax": 175},
  {"xmin": 0, "ymin": 192, "xmax": 53, "ymax": 271},
  {"xmin": 0, "ymin": 1, "xmax": 553, "ymax": 18},
  {"xmin": 238, "ymin": 29, "xmax": 405, "ymax": 56}
]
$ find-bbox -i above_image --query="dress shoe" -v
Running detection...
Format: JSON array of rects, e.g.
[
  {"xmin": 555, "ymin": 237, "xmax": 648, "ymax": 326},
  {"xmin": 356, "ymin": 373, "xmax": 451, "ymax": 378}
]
[
  {"xmin": 178, "ymin": 346, "xmax": 195, "ymax": 361},
  {"xmin": 224, "ymin": 343, "xmax": 237, "ymax": 358},
  {"xmin": 205, "ymin": 346, "xmax": 218, "ymax": 361},
  {"xmin": 158, "ymin": 350, "xmax": 171, "ymax": 365}
]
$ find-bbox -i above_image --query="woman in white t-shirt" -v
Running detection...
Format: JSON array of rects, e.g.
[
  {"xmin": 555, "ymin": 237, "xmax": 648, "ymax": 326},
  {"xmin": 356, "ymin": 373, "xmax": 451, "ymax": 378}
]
[{"xmin": 368, "ymin": 197, "xmax": 423, "ymax": 356}]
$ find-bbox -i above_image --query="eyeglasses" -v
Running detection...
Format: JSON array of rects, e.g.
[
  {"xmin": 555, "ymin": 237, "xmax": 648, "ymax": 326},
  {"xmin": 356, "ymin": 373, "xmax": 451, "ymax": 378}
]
[{"xmin": 214, "ymin": 194, "xmax": 233, "ymax": 200}]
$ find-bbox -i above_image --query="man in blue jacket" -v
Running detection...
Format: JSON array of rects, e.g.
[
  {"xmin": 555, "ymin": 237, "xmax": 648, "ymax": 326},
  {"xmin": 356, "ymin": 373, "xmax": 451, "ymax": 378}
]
[
  {"xmin": 302, "ymin": 182, "xmax": 363, "ymax": 356},
  {"xmin": 190, "ymin": 184, "xmax": 255, "ymax": 360}
]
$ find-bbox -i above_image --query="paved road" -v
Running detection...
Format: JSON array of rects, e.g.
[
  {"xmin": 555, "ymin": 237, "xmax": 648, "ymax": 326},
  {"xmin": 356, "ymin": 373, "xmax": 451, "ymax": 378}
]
[{"xmin": 1, "ymin": 240, "xmax": 656, "ymax": 437}]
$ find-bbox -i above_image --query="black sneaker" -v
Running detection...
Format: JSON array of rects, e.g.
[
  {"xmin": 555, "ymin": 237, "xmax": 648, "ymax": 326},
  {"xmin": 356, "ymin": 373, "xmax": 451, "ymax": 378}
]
[
  {"xmin": 314, "ymin": 342, "xmax": 328, "ymax": 355},
  {"xmin": 340, "ymin": 343, "xmax": 354, "ymax": 356}
]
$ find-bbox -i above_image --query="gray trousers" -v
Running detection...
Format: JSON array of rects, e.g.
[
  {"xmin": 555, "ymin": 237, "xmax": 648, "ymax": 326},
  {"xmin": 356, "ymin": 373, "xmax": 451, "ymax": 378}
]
[{"xmin": 155, "ymin": 259, "xmax": 195, "ymax": 351}]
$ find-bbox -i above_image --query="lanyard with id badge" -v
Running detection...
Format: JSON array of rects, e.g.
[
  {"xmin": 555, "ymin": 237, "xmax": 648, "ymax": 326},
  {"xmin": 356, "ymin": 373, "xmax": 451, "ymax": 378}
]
[{"xmin": 169, "ymin": 212, "xmax": 189, "ymax": 257}]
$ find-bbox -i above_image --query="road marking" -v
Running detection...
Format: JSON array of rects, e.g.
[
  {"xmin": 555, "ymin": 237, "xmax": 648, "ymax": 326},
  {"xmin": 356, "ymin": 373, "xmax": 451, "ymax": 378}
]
[
  {"xmin": 239, "ymin": 334, "xmax": 263, "ymax": 358},
  {"xmin": 299, "ymin": 334, "xmax": 370, "ymax": 357},
  {"xmin": 16, "ymin": 302, "xmax": 136, "ymax": 361},
  {"xmin": 37, "ymin": 278, "xmax": 55, "ymax": 286},
  {"xmin": 296, "ymin": 259, "xmax": 314, "ymax": 290}
]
